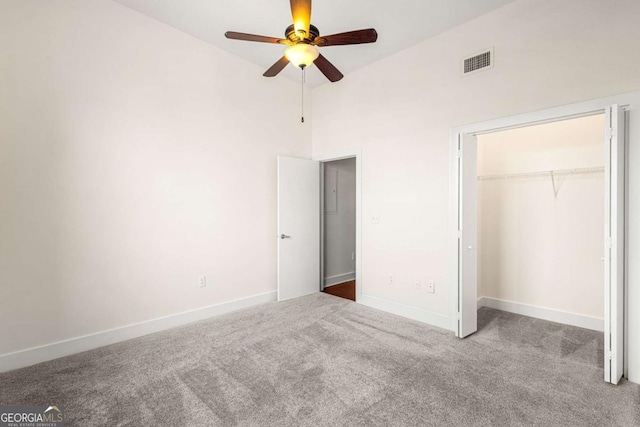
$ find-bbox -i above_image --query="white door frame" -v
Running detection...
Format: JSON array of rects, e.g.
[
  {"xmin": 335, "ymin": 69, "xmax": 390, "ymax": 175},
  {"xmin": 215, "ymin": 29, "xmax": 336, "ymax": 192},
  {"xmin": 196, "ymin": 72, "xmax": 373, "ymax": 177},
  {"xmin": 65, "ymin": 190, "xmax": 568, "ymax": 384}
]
[
  {"xmin": 450, "ymin": 91, "xmax": 640, "ymax": 382},
  {"xmin": 314, "ymin": 148, "xmax": 362, "ymax": 301}
]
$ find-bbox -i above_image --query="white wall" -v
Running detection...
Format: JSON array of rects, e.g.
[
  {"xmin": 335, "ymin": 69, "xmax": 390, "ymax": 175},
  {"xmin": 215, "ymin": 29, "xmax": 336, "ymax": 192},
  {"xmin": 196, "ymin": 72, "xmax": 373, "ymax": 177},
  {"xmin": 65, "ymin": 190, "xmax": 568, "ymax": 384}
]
[
  {"xmin": 311, "ymin": 0, "xmax": 640, "ymax": 374},
  {"xmin": 477, "ymin": 115, "xmax": 604, "ymax": 319},
  {"xmin": 324, "ymin": 158, "xmax": 356, "ymax": 286},
  {"xmin": 0, "ymin": 0, "xmax": 311, "ymax": 357},
  {"xmin": 627, "ymin": 108, "xmax": 640, "ymax": 382}
]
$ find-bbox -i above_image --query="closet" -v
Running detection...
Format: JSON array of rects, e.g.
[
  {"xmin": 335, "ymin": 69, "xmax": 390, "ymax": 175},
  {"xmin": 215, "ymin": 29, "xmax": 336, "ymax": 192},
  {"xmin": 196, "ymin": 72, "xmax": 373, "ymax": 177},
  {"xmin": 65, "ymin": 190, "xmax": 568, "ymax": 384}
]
[{"xmin": 476, "ymin": 114, "xmax": 605, "ymax": 329}]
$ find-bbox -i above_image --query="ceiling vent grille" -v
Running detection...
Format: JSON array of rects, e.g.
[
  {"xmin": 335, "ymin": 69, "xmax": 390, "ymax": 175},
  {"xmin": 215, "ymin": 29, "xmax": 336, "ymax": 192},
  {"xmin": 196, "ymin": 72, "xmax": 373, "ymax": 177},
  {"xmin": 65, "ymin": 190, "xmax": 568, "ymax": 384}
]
[{"xmin": 462, "ymin": 48, "xmax": 494, "ymax": 75}]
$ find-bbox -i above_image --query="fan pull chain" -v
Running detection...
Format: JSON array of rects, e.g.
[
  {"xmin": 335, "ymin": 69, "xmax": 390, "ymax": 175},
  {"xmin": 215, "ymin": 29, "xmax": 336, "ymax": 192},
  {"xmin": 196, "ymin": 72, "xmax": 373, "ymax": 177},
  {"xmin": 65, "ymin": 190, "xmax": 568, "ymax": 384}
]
[{"xmin": 301, "ymin": 67, "xmax": 305, "ymax": 123}]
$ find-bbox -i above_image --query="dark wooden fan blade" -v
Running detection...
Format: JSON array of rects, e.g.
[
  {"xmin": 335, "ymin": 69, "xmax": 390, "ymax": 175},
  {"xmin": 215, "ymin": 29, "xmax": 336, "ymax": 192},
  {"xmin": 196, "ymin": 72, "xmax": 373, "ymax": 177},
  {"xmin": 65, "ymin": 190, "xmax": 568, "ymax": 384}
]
[
  {"xmin": 290, "ymin": 0, "xmax": 312, "ymax": 39},
  {"xmin": 263, "ymin": 56, "xmax": 290, "ymax": 77},
  {"xmin": 314, "ymin": 54, "xmax": 343, "ymax": 82},
  {"xmin": 225, "ymin": 31, "xmax": 289, "ymax": 44},
  {"xmin": 313, "ymin": 29, "xmax": 378, "ymax": 46}
]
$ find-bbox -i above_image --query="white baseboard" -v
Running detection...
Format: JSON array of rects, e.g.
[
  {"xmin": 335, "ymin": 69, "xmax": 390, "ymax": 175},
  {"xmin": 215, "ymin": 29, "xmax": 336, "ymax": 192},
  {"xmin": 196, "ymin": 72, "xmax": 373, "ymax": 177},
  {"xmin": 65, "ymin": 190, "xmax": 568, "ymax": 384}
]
[
  {"xmin": 477, "ymin": 296, "xmax": 604, "ymax": 332},
  {"xmin": 0, "ymin": 291, "xmax": 277, "ymax": 373},
  {"xmin": 324, "ymin": 272, "xmax": 356, "ymax": 287},
  {"xmin": 358, "ymin": 294, "xmax": 451, "ymax": 331}
]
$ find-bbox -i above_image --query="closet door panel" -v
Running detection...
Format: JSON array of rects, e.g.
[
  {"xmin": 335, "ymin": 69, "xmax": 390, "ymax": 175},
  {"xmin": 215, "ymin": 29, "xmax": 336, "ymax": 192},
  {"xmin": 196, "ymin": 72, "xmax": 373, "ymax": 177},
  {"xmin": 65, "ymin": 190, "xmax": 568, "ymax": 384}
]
[
  {"xmin": 458, "ymin": 133, "xmax": 478, "ymax": 338},
  {"xmin": 604, "ymin": 104, "xmax": 624, "ymax": 384}
]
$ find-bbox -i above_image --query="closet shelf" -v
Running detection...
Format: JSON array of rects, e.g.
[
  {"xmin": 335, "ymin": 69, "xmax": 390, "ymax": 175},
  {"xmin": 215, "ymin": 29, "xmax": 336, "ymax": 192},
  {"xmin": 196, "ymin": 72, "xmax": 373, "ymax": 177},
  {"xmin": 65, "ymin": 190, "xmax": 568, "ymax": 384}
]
[
  {"xmin": 477, "ymin": 166, "xmax": 604, "ymax": 181},
  {"xmin": 478, "ymin": 166, "xmax": 604, "ymax": 198}
]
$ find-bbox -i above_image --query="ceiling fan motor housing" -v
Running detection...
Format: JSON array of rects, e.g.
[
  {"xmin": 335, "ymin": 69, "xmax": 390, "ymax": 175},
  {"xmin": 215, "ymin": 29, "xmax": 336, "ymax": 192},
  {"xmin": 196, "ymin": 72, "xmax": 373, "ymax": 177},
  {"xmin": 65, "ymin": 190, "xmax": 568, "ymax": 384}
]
[{"xmin": 285, "ymin": 24, "xmax": 320, "ymax": 43}]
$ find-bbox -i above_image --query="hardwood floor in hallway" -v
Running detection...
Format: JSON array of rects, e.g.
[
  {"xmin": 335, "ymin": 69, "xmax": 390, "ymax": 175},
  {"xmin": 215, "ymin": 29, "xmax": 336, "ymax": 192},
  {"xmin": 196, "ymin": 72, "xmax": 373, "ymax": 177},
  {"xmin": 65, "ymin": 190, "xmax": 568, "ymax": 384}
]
[{"xmin": 322, "ymin": 280, "xmax": 355, "ymax": 301}]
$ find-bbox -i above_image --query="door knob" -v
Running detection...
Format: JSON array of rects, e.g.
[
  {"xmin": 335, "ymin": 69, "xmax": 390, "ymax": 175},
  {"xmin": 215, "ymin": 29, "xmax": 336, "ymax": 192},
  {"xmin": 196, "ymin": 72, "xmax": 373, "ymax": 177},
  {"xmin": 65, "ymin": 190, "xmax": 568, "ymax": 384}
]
[{"xmin": 280, "ymin": 234, "xmax": 291, "ymax": 239}]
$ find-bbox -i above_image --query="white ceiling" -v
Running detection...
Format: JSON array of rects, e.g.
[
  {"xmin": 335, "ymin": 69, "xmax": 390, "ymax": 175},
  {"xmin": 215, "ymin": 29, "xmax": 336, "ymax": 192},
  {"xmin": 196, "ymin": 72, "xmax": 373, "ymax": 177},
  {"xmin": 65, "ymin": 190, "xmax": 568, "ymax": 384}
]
[{"xmin": 114, "ymin": 0, "xmax": 516, "ymax": 88}]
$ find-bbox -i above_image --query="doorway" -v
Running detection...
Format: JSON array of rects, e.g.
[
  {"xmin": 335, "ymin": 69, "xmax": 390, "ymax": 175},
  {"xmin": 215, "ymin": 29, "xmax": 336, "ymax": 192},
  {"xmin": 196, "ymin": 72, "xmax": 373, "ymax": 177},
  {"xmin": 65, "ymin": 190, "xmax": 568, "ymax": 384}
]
[
  {"xmin": 476, "ymin": 114, "xmax": 605, "ymax": 330},
  {"xmin": 451, "ymin": 104, "xmax": 626, "ymax": 385},
  {"xmin": 277, "ymin": 149, "xmax": 362, "ymax": 303},
  {"xmin": 321, "ymin": 158, "xmax": 357, "ymax": 301}
]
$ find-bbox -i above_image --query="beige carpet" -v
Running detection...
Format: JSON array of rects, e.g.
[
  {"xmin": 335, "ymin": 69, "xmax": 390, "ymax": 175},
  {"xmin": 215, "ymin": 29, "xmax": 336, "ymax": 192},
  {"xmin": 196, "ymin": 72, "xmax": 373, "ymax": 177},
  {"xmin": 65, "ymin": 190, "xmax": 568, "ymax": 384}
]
[{"xmin": 1, "ymin": 293, "xmax": 639, "ymax": 426}]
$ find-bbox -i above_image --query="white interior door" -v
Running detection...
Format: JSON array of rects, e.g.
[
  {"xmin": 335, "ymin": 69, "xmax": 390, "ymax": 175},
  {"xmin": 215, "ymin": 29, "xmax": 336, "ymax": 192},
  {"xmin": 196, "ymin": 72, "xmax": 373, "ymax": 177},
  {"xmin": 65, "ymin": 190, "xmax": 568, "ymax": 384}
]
[
  {"xmin": 604, "ymin": 105, "xmax": 625, "ymax": 384},
  {"xmin": 457, "ymin": 133, "xmax": 478, "ymax": 338},
  {"xmin": 277, "ymin": 156, "xmax": 320, "ymax": 301}
]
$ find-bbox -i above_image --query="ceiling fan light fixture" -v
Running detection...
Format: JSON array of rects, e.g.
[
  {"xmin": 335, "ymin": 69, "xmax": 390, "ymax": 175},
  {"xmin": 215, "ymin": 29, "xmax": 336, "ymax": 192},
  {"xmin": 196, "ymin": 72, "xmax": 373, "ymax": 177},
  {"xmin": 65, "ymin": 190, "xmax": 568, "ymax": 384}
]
[{"xmin": 285, "ymin": 43, "xmax": 319, "ymax": 68}]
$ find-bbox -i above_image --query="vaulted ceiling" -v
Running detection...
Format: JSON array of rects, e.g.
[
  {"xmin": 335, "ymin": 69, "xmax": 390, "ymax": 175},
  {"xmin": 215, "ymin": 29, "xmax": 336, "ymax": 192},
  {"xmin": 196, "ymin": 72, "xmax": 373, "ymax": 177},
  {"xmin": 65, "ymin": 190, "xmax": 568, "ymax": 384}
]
[{"xmin": 114, "ymin": 0, "xmax": 516, "ymax": 87}]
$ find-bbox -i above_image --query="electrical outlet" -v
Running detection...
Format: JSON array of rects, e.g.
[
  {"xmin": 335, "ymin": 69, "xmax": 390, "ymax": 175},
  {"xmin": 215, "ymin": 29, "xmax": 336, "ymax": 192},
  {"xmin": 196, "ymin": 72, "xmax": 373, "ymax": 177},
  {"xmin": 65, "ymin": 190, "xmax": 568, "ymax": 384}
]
[
  {"xmin": 389, "ymin": 275, "xmax": 393, "ymax": 284},
  {"xmin": 199, "ymin": 275, "xmax": 207, "ymax": 288},
  {"xmin": 414, "ymin": 282, "xmax": 421, "ymax": 289},
  {"xmin": 372, "ymin": 216, "xmax": 380, "ymax": 224},
  {"xmin": 426, "ymin": 282, "xmax": 435, "ymax": 293}
]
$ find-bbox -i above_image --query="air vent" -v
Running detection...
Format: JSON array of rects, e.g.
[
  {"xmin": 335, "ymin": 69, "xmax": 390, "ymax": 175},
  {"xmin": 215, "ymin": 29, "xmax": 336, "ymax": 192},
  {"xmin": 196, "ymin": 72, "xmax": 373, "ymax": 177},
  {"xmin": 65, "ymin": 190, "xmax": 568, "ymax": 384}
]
[{"xmin": 462, "ymin": 48, "xmax": 494, "ymax": 75}]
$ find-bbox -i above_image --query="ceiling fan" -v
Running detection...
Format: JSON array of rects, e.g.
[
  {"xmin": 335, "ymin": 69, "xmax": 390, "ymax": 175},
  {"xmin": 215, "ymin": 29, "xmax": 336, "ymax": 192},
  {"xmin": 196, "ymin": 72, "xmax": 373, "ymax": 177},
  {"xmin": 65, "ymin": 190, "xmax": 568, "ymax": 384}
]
[{"xmin": 225, "ymin": 0, "xmax": 378, "ymax": 82}]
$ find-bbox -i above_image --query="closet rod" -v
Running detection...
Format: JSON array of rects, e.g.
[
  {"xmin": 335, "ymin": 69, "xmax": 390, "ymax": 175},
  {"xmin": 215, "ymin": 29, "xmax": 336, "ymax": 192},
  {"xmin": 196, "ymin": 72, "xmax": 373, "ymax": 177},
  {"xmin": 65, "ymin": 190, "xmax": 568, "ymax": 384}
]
[{"xmin": 477, "ymin": 166, "xmax": 604, "ymax": 181}]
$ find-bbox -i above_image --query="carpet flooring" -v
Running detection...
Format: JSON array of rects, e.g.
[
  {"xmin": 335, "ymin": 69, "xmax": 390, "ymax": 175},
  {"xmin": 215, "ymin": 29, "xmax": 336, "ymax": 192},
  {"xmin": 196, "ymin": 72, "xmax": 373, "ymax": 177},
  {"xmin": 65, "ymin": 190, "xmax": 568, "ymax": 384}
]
[{"xmin": 1, "ymin": 293, "xmax": 639, "ymax": 426}]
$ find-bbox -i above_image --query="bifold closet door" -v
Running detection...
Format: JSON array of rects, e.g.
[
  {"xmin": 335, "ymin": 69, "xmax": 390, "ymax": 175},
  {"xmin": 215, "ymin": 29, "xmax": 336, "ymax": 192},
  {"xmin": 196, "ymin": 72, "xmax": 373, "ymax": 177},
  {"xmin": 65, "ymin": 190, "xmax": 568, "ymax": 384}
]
[
  {"xmin": 456, "ymin": 133, "xmax": 478, "ymax": 338},
  {"xmin": 604, "ymin": 105, "xmax": 625, "ymax": 384}
]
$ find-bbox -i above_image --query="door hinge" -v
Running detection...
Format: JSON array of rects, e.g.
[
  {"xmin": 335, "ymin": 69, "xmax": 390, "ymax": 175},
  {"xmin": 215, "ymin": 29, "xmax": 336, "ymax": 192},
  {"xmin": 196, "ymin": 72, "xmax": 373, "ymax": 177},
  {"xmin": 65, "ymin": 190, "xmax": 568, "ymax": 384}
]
[
  {"xmin": 606, "ymin": 128, "xmax": 615, "ymax": 139},
  {"xmin": 456, "ymin": 149, "xmax": 461, "ymax": 158},
  {"xmin": 607, "ymin": 237, "xmax": 613, "ymax": 249},
  {"xmin": 457, "ymin": 312, "xmax": 462, "ymax": 320},
  {"xmin": 605, "ymin": 350, "xmax": 614, "ymax": 361}
]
